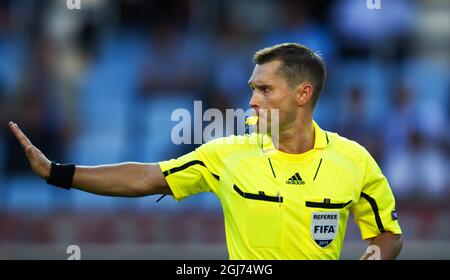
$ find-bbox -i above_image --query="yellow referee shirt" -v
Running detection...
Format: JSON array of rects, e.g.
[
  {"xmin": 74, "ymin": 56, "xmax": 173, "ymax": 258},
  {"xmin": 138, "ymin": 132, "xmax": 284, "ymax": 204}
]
[{"xmin": 159, "ymin": 121, "xmax": 402, "ymax": 260}]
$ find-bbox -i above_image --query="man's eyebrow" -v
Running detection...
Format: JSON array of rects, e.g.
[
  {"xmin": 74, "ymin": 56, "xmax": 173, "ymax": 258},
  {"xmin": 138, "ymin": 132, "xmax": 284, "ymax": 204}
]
[{"xmin": 248, "ymin": 82, "xmax": 271, "ymax": 89}]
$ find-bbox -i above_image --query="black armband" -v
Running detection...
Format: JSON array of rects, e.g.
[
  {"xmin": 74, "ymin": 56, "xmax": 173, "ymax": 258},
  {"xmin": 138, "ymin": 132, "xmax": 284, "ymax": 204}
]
[{"xmin": 46, "ymin": 161, "xmax": 75, "ymax": 190}]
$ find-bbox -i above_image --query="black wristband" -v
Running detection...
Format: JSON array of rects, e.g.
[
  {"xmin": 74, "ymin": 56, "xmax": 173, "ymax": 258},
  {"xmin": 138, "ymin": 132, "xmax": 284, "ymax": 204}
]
[{"xmin": 46, "ymin": 161, "xmax": 75, "ymax": 190}]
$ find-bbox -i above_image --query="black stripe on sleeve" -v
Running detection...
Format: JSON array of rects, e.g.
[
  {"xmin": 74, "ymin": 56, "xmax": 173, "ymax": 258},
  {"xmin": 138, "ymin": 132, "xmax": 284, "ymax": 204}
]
[
  {"xmin": 360, "ymin": 192, "xmax": 385, "ymax": 233},
  {"xmin": 163, "ymin": 160, "xmax": 205, "ymax": 176},
  {"xmin": 163, "ymin": 160, "xmax": 219, "ymax": 180}
]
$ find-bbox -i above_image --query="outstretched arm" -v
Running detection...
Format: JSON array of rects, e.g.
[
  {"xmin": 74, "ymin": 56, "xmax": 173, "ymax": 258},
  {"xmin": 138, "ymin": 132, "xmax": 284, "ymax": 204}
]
[
  {"xmin": 8, "ymin": 121, "xmax": 172, "ymax": 197},
  {"xmin": 360, "ymin": 232, "xmax": 403, "ymax": 260}
]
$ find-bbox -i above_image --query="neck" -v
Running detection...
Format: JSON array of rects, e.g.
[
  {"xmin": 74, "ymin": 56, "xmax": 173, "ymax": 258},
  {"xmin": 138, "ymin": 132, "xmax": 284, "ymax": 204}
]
[{"xmin": 271, "ymin": 115, "xmax": 315, "ymax": 154}]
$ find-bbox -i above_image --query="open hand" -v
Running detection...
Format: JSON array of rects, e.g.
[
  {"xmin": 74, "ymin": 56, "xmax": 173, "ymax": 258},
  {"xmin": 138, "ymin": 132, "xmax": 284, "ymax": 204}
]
[{"xmin": 8, "ymin": 121, "xmax": 51, "ymax": 179}]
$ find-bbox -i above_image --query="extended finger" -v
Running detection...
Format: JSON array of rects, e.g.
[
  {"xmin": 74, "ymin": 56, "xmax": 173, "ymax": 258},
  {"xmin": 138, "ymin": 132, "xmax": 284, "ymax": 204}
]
[{"xmin": 8, "ymin": 121, "xmax": 32, "ymax": 149}]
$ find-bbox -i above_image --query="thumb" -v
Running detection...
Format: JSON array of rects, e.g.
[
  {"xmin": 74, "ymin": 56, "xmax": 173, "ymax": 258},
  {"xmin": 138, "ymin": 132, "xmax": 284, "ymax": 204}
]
[
  {"xmin": 25, "ymin": 145, "xmax": 42, "ymax": 166},
  {"xmin": 24, "ymin": 145, "xmax": 51, "ymax": 179},
  {"xmin": 25, "ymin": 144, "xmax": 36, "ymax": 159}
]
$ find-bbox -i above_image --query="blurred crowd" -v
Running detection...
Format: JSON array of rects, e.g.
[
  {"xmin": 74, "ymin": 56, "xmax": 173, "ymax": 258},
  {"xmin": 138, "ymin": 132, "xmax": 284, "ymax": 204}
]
[{"xmin": 0, "ymin": 0, "xmax": 448, "ymax": 244}]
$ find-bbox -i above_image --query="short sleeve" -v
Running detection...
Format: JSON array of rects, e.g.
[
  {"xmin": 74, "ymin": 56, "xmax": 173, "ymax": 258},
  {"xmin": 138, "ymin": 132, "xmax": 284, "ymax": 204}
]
[
  {"xmin": 352, "ymin": 150, "xmax": 402, "ymax": 240},
  {"xmin": 158, "ymin": 142, "xmax": 221, "ymax": 201}
]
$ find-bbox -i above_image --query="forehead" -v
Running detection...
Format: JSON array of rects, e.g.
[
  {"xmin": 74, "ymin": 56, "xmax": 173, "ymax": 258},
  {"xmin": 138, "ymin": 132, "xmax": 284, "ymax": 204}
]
[{"xmin": 248, "ymin": 60, "xmax": 284, "ymax": 85}]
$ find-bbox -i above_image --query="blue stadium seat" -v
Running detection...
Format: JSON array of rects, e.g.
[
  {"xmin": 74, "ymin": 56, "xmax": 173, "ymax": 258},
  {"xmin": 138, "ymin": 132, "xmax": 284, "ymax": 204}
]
[
  {"xmin": 67, "ymin": 132, "xmax": 124, "ymax": 165},
  {"xmin": 0, "ymin": 137, "xmax": 4, "ymax": 176},
  {"xmin": 6, "ymin": 176, "xmax": 52, "ymax": 211},
  {"xmin": 0, "ymin": 38, "xmax": 25, "ymax": 95},
  {"xmin": 65, "ymin": 34, "xmax": 148, "ymax": 170},
  {"xmin": 401, "ymin": 59, "xmax": 449, "ymax": 138},
  {"xmin": 140, "ymin": 95, "xmax": 196, "ymax": 162},
  {"xmin": 333, "ymin": 60, "xmax": 392, "ymax": 128},
  {"xmin": 77, "ymin": 34, "xmax": 144, "ymax": 135},
  {"xmin": 71, "ymin": 188, "xmax": 118, "ymax": 211}
]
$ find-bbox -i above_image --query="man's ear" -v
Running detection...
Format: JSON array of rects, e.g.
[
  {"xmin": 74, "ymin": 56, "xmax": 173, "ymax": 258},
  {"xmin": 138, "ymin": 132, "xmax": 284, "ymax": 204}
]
[{"xmin": 296, "ymin": 82, "xmax": 314, "ymax": 106}]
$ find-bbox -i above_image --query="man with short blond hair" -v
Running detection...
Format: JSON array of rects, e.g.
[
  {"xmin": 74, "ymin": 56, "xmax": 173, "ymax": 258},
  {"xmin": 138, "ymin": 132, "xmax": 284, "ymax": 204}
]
[{"xmin": 9, "ymin": 43, "xmax": 402, "ymax": 260}]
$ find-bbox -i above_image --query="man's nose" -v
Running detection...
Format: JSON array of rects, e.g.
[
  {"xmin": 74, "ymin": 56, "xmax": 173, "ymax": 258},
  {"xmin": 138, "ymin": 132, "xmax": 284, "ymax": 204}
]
[{"xmin": 249, "ymin": 93, "xmax": 260, "ymax": 109}]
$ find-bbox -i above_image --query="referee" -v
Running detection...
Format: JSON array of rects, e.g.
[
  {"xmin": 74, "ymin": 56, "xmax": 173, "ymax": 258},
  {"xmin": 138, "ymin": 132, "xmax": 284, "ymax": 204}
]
[{"xmin": 9, "ymin": 43, "xmax": 402, "ymax": 260}]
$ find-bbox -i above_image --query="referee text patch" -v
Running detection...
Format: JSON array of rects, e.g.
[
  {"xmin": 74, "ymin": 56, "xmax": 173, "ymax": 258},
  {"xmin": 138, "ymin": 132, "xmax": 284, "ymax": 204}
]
[{"xmin": 311, "ymin": 212, "xmax": 339, "ymax": 248}]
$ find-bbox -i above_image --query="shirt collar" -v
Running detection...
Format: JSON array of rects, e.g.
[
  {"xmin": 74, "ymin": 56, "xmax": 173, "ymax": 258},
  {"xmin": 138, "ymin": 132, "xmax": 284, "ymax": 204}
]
[
  {"xmin": 260, "ymin": 120, "xmax": 328, "ymax": 154},
  {"xmin": 313, "ymin": 120, "xmax": 328, "ymax": 149}
]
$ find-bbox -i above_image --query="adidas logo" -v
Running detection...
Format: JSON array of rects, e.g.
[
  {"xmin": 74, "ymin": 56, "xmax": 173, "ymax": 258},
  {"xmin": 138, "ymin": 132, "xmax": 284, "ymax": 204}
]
[{"xmin": 286, "ymin": 172, "xmax": 305, "ymax": 185}]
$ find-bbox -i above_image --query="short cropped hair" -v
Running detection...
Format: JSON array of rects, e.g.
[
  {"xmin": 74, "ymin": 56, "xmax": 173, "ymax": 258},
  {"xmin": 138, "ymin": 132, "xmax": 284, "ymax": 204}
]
[{"xmin": 253, "ymin": 43, "xmax": 326, "ymax": 108}]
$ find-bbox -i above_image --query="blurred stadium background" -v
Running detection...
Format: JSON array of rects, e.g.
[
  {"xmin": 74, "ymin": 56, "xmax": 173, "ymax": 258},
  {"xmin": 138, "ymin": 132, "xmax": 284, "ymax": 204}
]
[{"xmin": 0, "ymin": 0, "xmax": 448, "ymax": 259}]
